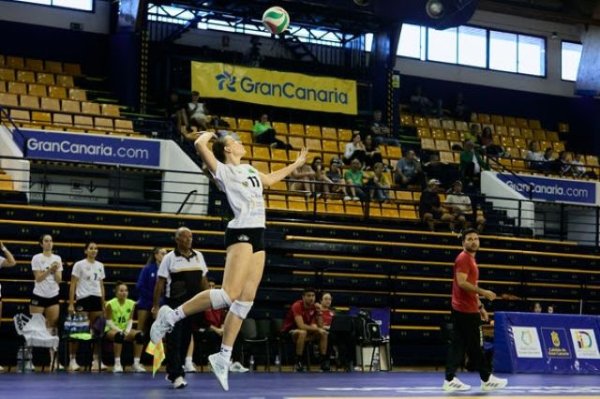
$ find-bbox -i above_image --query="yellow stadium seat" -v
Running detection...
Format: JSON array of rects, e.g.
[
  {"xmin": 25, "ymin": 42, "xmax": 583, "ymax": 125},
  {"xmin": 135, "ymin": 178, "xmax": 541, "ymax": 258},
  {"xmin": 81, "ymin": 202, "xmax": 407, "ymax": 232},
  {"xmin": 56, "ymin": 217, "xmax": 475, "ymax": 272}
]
[
  {"xmin": 381, "ymin": 204, "xmax": 399, "ymax": 218},
  {"xmin": 288, "ymin": 136, "xmax": 305, "ymax": 148},
  {"xmin": 477, "ymin": 113, "xmax": 491, "ymax": 124},
  {"xmin": 0, "ymin": 174, "xmax": 14, "ymax": 191},
  {"xmin": 17, "ymin": 71, "xmax": 36, "ymax": 83},
  {"xmin": 25, "ymin": 58, "xmax": 44, "ymax": 71},
  {"xmin": 427, "ymin": 118, "xmax": 441, "ymax": 128},
  {"xmin": 81, "ymin": 101, "xmax": 101, "ymax": 115},
  {"xmin": 504, "ymin": 116, "xmax": 517, "ymax": 126},
  {"xmin": 219, "ymin": 116, "xmax": 237, "ymax": 129},
  {"xmin": 45, "ymin": 61, "xmax": 63, "ymax": 73},
  {"xmin": 49, "ymin": 86, "xmax": 67, "ymax": 99},
  {"xmin": 529, "ymin": 119, "xmax": 542, "ymax": 129},
  {"xmin": 513, "ymin": 138, "xmax": 526, "ymax": 149},
  {"xmin": 421, "ymin": 138, "xmax": 435, "ymax": 150},
  {"xmin": 546, "ymin": 131, "xmax": 559, "ymax": 141},
  {"xmin": 0, "ymin": 55, "xmax": 4, "ymax": 67},
  {"xmin": 441, "ymin": 120, "xmax": 455, "ymax": 129},
  {"xmin": 516, "ymin": 118, "xmax": 529, "ymax": 128},
  {"xmin": 270, "ymin": 121, "xmax": 287, "ymax": 134},
  {"xmin": 445, "ymin": 130, "xmax": 460, "ymax": 141},
  {"xmin": 61, "ymin": 99, "xmax": 81, "ymax": 113},
  {"xmin": 399, "ymin": 205, "xmax": 418, "ymax": 220},
  {"xmin": 305, "ymin": 125, "xmax": 321, "ymax": 138},
  {"xmin": 237, "ymin": 131, "xmax": 253, "ymax": 144},
  {"xmin": 41, "ymin": 97, "xmax": 61, "ymax": 112},
  {"xmin": 414, "ymin": 116, "xmax": 427, "ymax": 127},
  {"xmin": 454, "ymin": 121, "xmax": 468, "ymax": 131},
  {"xmin": 417, "ymin": 127, "xmax": 431, "ymax": 138},
  {"xmin": 495, "ymin": 125, "xmax": 508, "ymax": 136},
  {"xmin": 520, "ymin": 128, "xmax": 532, "ymax": 139},
  {"xmin": 322, "ymin": 152, "xmax": 337, "ymax": 166},
  {"xmin": 28, "ymin": 83, "xmax": 47, "ymax": 97},
  {"xmin": 267, "ymin": 194, "xmax": 287, "ymax": 210},
  {"xmin": 114, "ymin": 119, "xmax": 133, "ymax": 131},
  {"xmin": 36, "ymin": 73, "xmax": 55, "ymax": 85},
  {"xmin": 553, "ymin": 141, "xmax": 565, "ymax": 152},
  {"xmin": 337, "ymin": 128, "xmax": 352, "ymax": 142},
  {"xmin": 512, "ymin": 159, "xmax": 526, "ymax": 170},
  {"xmin": 345, "ymin": 202, "xmax": 363, "ymax": 215},
  {"xmin": 101, "ymin": 104, "xmax": 120, "ymax": 117},
  {"xmin": 326, "ymin": 200, "xmax": 345, "ymax": 214},
  {"xmin": 63, "ymin": 63, "xmax": 82, "ymax": 75},
  {"xmin": 322, "ymin": 139, "xmax": 338, "ymax": 153},
  {"xmin": 400, "ymin": 114, "xmax": 414, "ymax": 126},
  {"xmin": 508, "ymin": 126, "xmax": 520, "ymax": 137},
  {"xmin": 68, "ymin": 88, "xmax": 87, "ymax": 101},
  {"xmin": 10, "ymin": 109, "xmax": 30, "ymax": 122},
  {"xmin": 439, "ymin": 151, "xmax": 455, "ymax": 164},
  {"xmin": 0, "ymin": 92, "xmax": 19, "ymax": 107},
  {"xmin": 305, "ymin": 138, "xmax": 322, "ymax": 151},
  {"xmin": 56, "ymin": 75, "xmax": 74, "ymax": 88},
  {"xmin": 0, "ymin": 81, "xmax": 5, "ymax": 93},
  {"xmin": 6, "ymin": 56, "xmax": 24, "ymax": 69},
  {"xmin": 237, "ymin": 118, "xmax": 253, "ymax": 131},
  {"xmin": 269, "ymin": 162, "xmax": 286, "ymax": 173},
  {"xmin": 321, "ymin": 127, "xmax": 337, "ymax": 140},
  {"xmin": 435, "ymin": 140, "xmax": 450, "ymax": 151},
  {"xmin": 501, "ymin": 136, "xmax": 514, "ymax": 147},
  {"xmin": 19, "ymin": 94, "xmax": 40, "ymax": 109},
  {"xmin": 490, "ymin": 114, "xmax": 504, "ymax": 125},
  {"xmin": 0, "ymin": 68, "xmax": 15, "ymax": 81},
  {"xmin": 533, "ymin": 129, "xmax": 546, "ymax": 141},
  {"xmin": 269, "ymin": 149, "xmax": 287, "ymax": 162},
  {"xmin": 431, "ymin": 128, "xmax": 445, "ymax": 139},
  {"xmin": 288, "ymin": 196, "xmax": 308, "ymax": 212},
  {"xmin": 288, "ymin": 123, "xmax": 304, "ymax": 136},
  {"xmin": 32, "ymin": 111, "xmax": 52, "ymax": 124},
  {"xmin": 252, "ymin": 145, "xmax": 271, "ymax": 160},
  {"xmin": 74, "ymin": 115, "xmax": 94, "ymax": 127},
  {"xmin": 53, "ymin": 113, "xmax": 73, "ymax": 126},
  {"xmin": 586, "ymin": 155, "xmax": 599, "ymax": 166},
  {"xmin": 95, "ymin": 117, "xmax": 114, "ymax": 130},
  {"xmin": 558, "ymin": 123, "xmax": 569, "ymax": 133},
  {"xmin": 251, "ymin": 160, "xmax": 270, "ymax": 174},
  {"xmin": 386, "ymin": 146, "xmax": 402, "ymax": 160},
  {"xmin": 8, "ymin": 82, "xmax": 27, "ymax": 95}
]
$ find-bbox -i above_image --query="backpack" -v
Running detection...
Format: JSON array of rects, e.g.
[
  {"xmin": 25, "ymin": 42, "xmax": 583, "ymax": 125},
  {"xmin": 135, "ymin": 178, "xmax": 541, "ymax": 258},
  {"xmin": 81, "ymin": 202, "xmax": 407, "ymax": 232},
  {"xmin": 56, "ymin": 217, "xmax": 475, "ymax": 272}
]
[{"xmin": 354, "ymin": 309, "xmax": 383, "ymax": 344}]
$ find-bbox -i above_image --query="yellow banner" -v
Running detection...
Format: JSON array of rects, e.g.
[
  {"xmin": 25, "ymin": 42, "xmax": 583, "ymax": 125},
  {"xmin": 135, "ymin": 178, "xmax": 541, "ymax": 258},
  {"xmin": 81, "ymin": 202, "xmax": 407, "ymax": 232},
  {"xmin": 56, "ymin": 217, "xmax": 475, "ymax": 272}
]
[{"xmin": 191, "ymin": 62, "xmax": 357, "ymax": 115}]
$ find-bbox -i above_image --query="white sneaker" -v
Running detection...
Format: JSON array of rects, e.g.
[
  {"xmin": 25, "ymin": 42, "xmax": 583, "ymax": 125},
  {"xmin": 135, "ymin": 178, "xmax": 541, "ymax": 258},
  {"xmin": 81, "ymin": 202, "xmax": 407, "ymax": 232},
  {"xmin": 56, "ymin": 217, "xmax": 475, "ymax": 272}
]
[
  {"xmin": 352, "ymin": 196, "xmax": 360, "ymax": 201},
  {"xmin": 0, "ymin": 365, "xmax": 4, "ymax": 371},
  {"xmin": 132, "ymin": 363, "xmax": 146, "ymax": 373},
  {"xmin": 91, "ymin": 360, "xmax": 108, "ymax": 370},
  {"xmin": 172, "ymin": 376, "xmax": 187, "ymax": 389},
  {"xmin": 183, "ymin": 362, "xmax": 197, "ymax": 373},
  {"xmin": 442, "ymin": 377, "xmax": 471, "ymax": 392},
  {"xmin": 481, "ymin": 374, "xmax": 508, "ymax": 392},
  {"xmin": 229, "ymin": 361, "xmax": 249, "ymax": 373},
  {"xmin": 150, "ymin": 305, "xmax": 175, "ymax": 344},
  {"xmin": 69, "ymin": 359, "xmax": 80, "ymax": 371},
  {"xmin": 113, "ymin": 364, "xmax": 123, "ymax": 373},
  {"xmin": 209, "ymin": 353, "xmax": 231, "ymax": 391},
  {"xmin": 343, "ymin": 195, "xmax": 351, "ymax": 201}
]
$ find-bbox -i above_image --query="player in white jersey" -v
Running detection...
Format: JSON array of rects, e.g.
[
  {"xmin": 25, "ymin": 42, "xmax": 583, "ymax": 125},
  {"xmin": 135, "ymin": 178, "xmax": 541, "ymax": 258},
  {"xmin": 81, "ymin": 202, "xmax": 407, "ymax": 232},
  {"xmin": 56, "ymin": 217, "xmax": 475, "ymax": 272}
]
[
  {"xmin": 151, "ymin": 131, "xmax": 307, "ymax": 391},
  {"xmin": 30, "ymin": 234, "xmax": 63, "ymax": 369}
]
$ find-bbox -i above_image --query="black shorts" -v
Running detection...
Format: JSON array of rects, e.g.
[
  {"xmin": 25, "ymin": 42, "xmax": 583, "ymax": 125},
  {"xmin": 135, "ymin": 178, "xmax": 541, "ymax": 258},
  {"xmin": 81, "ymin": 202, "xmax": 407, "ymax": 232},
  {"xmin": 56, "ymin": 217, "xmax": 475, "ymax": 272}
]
[
  {"xmin": 224, "ymin": 228, "xmax": 265, "ymax": 253},
  {"xmin": 76, "ymin": 296, "xmax": 103, "ymax": 312},
  {"xmin": 30, "ymin": 294, "xmax": 60, "ymax": 308}
]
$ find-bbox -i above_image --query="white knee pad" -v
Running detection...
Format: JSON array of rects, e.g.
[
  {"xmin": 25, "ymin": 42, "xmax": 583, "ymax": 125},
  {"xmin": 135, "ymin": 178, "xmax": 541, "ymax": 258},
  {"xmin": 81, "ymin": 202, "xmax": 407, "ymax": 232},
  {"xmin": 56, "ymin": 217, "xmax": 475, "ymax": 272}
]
[
  {"xmin": 209, "ymin": 288, "xmax": 232, "ymax": 309},
  {"xmin": 229, "ymin": 300, "xmax": 253, "ymax": 320}
]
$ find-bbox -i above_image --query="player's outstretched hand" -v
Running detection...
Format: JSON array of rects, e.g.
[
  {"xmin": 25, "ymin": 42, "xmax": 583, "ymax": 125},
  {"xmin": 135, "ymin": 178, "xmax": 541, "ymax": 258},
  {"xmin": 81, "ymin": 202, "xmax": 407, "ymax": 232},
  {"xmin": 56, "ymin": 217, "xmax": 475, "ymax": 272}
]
[{"xmin": 294, "ymin": 147, "xmax": 308, "ymax": 167}]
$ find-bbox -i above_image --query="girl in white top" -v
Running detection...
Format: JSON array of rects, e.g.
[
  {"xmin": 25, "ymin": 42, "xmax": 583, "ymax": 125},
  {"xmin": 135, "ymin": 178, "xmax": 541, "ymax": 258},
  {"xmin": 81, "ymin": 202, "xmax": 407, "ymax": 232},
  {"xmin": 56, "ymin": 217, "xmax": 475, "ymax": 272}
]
[
  {"xmin": 30, "ymin": 234, "xmax": 63, "ymax": 368},
  {"xmin": 68, "ymin": 241, "xmax": 106, "ymax": 371},
  {"xmin": 151, "ymin": 132, "xmax": 307, "ymax": 391}
]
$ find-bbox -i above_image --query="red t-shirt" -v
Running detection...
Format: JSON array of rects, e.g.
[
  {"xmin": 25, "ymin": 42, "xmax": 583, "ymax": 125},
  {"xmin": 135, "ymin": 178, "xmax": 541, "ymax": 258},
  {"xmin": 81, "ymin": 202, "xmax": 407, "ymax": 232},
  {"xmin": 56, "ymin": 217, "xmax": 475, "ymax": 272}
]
[
  {"xmin": 282, "ymin": 299, "xmax": 317, "ymax": 332},
  {"xmin": 451, "ymin": 250, "xmax": 479, "ymax": 313},
  {"xmin": 321, "ymin": 309, "xmax": 335, "ymax": 327},
  {"xmin": 204, "ymin": 308, "xmax": 225, "ymax": 328}
]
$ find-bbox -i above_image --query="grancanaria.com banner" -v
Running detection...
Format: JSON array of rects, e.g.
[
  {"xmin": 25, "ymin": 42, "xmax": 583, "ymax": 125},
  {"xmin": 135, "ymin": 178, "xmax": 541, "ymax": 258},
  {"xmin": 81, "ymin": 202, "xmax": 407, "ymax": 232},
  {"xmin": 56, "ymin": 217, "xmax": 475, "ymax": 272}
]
[{"xmin": 191, "ymin": 62, "xmax": 357, "ymax": 115}]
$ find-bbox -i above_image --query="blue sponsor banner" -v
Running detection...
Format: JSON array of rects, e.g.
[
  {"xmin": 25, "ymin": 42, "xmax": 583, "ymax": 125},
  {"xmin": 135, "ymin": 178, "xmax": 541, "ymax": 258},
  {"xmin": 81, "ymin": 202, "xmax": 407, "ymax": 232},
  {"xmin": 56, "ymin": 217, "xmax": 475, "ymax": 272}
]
[
  {"xmin": 494, "ymin": 312, "xmax": 600, "ymax": 374},
  {"xmin": 497, "ymin": 173, "xmax": 596, "ymax": 205},
  {"xmin": 16, "ymin": 129, "xmax": 160, "ymax": 167}
]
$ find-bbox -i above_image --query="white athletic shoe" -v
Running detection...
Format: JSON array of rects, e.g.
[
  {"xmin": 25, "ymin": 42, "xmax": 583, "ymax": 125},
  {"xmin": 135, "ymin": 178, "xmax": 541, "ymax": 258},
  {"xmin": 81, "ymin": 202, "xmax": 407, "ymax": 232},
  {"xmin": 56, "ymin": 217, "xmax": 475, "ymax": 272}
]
[
  {"xmin": 150, "ymin": 305, "xmax": 175, "ymax": 344},
  {"xmin": 442, "ymin": 377, "xmax": 471, "ymax": 392},
  {"xmin": 91, "ymin": 360, "xmax": 108, "ymax": 371},
  {"xmin": 229, "ymin": 361, "xmax": 249, "ymax": 373},
  {"xmin": 481, "ymin": 374, "xmax": 508, "ymax": 392},
  {"xmin": 69, "ymin": 359, "xmax": 80, "ymax": 371},
  {"xmin": 113, "ymin": 364, "xmax": 123, "ymax": 373},
  {"xmin": 183, "ymin": 362, "xmax": 197, "ymax": 373},
  {"xmin": 209, "ymin": 353, "xmax": 231, "ymax": 391},
  {"xmin": 0, "ymin": 365, "xmax": 4, "ymax": 371},
  {"xmin": 132, "ymin": 363, "xmax": 146, "ymax": 373},
  {"xmin": 172, "ymin": 376, "xmax": 188, "ymax": 389}
]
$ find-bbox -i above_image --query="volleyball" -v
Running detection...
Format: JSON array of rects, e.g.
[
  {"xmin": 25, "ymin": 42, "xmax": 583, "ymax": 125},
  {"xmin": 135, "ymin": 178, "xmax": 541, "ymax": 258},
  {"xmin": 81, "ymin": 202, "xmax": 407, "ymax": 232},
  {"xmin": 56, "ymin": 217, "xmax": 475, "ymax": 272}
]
[{"xmin": 261, "ymin": 6, "xmax": 290, "ymax": 35}]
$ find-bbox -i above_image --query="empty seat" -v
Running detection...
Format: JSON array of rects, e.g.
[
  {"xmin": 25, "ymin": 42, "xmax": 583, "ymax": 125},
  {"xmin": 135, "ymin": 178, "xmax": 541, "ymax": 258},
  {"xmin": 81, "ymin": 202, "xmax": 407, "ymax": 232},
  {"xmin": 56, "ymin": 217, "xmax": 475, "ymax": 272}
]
[
  {"xmin": 81, "ymin": 101, "xmax": 101, "ymax": 115},
  {"xmin": 287, "ymin": 136, "xmax": 305, "ymax": 148},
  {"xmin": 421, "ymin": 138, "xmax": 435, "ymax": 150},
  {"xmin": 271, "ymin": 149, "xmax": 288, "ymax": 162},
  {"xmin": 25, "ymin": 58, "xmax": 44, "ymax": 72},
  {"xmin": 321, "ymin": 127, "xmax": 337, "ymax": 140},
  {"xmin": 36, "ymin": 73, "xmax": 55, "ymax": 85},
  {"xmin": 28, "ymin": 83, "xmax": 47, "ymax": 97},
  {"xmin": 0, "ymin": 55, "xmax": 4, "ymax": 67},
  {"xmin": 305, "ymin": 125, "xmax": 321, "ymax": 138},
  {"xmin": 0, "ymin": 68, "xmax": 15, "ymax": 81},
  {"xmin": 417, "ymin": 127, "xmax": 431, "ymax": 138},
  {"xmin": 400, "ymin": 114, "xmax": 414, "ymax": 126},
  {"xmin": 31, "ymin": 111, "xmax": 52, "ymax": 124},
  {"xmin": 6, "ymin": 56, "xmax": 24, "ymax": 69},
  {"xmin": 0, "ymin": 92, "xmax": 19, "ymax": 107},
  {"xmin": 454, "ymin": 121, "xmax": 468, "ymax": 131},
  {"xmin": 74, "ymin": 115, "xmax": 93, "ymax": 127},
  {"xmin": 0, "ymin": 81, "xmax": 5, "ymax": 92},
  {"xmin": 10, "ymin": 109, "xmax": 30, "ymax": 121},
  {"xmin": 237, "ymin": 118, "xmax": 253, "ymax": 131},
  {"xmin": 386, "ymin": 146, "xmax": 402, "ymax": 160},
  {"xmin": 445, "ymin": 130, "xmax": 460, "ymax": 141},
  {"xmin": 8, "ymin": 82, "xmax": 27, "ymax": 95},
  {"xmin": 237, "ymin": 131, "xmax": 253, "ymax": 144},
  {"xmin": 337, "ymin": 128, "xmax": 352, "ymax": 141},
  {"xmin": 45, "ymin": 61, "xmax": 63, "ymax": 73},
  {"xmin": 19, "ymin": 94, "xmax": 40, "ymax": 109},
  {"xmin": 53, "ymin": 113, "xmax": 73, "ymax": 126},
  {"xmin": 251, "ymin": 160, "xmax": 270, "ymax": 174},
  {"xmin": 17, "ymin": 71, "xmax": 36, "ymax": 83},
  {"xmin": 48, "ymin": 86, "xmax": 67, "ymax": 99},
  {"xmin": 114, "ymin": 119, "xmax": 133, "ymax": 131},
  {"xmin": 529, "ymin": 119, "xmax": 542, "ymax": 129},
  {"xmin": 63, "ymin": 63, "xmax": 82, "ymax": 75},
  {"xmin": 322, "ymin": 140, "xmax": 338, "ymax": 153},
  {"xmin": 546, "ymin": 131, "xmax": 559, "ymax": 141},
  {"xmin": 95, "ymin": 117, "xmax": 114, "ymax": 130},
  {"xmin": 220, "ymin": 116, "xmax": 237, "ymax": 129},
  {"xmin": 305, "ymin": 138, "xmax": 322, "ymax": 151},
  {"xmin": 68, "ymin": 88, "xmax": 87, "ymax": 101},
  {"xmin": 61, "ymin": 99, "xmax": 81, "ymax": 113},
  {"xmin": 252, "ymin": 146, "xmax": 271, "ymax": 160},
  {"xmin": 41, "ymin": 97, "xmax": 61, "ymax": 112},
  {"xmin": 56, "ymin": 75, "xmax": 75, "ymax": 88},
  {"xmin": 288, "ymin": 123, "xmax": 305, "ymax": 136}
]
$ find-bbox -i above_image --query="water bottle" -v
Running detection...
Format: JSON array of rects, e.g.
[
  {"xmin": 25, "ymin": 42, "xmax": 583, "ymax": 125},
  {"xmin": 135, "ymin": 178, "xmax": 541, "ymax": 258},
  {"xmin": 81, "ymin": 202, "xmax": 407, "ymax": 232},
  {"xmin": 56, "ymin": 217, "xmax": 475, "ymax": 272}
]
[
  {"xmin": 65, "ymin": 315, "xmax": 73, "ymax": 334},
  {"xmin": 25, "ymin": 347, "xmax": 33, "ymax": 372},
  {"xmin": 249, "ymin": 355, "xmax": 255, "ymax": 372},
  {"xmin": 372, "ymin": 347, "xmax": 380, "ymax": 372},
  {"xmin": 274, "ymin": 354, "xmax": 281, "ymax": 369},
  {"xmin": 16, "ymin": 347, "xmax": 24, "ymax": 373}
]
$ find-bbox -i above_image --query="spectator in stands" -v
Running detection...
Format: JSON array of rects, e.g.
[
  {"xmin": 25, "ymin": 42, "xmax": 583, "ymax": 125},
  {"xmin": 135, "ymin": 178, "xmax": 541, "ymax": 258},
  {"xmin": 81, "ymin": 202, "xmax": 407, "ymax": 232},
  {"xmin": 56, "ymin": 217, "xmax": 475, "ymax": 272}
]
[
  {"xmin": 327, "ymin": 158, "xmax": 351, "ymax": 201},
  {"xmin": 185, "ymin": 91, "xmax": 212, "ymax": 130},
  {"xmin": 136, "ymin": 248, "xmax": 166, "ymax": 347},
  {"xmin": 166, "ymin": 91, "xmax": 186, "ymax": 136},
  {"xmin": 555, "ymin": 151, "xmax": 573, "ymax": 176},
  {"xmin": 344, "ymin": 159, "xmax": 366, "ymax": 201},
  {"xmin": 542, "ymin": 148, "xmax": 555, "ymax": 172},
  {"xmin": 343, "ymin": 133, "xmax": 367, "ymax": 166},
  {"xmin": 370, "ymin": 110, "xmax": 398, "ymax": 145},
  {"xmin": 311, "ymin": 157, "xmax": 331, "ymax": 198},
  {"xmin": 363, "ymin": 134, "xmax": 384, "ymax": 170},
  {"xmin": 459, "ymin": 140, "xmax": 489, "ymax": 193},
  {"xmin": 526, "ymin": 141, "xmax": 545, "ymax": 171},
  {"xmin": 68, "ymin": 242, "xmax": 107, "ymax": 371},
  {"xmin": 319, "ymin": 292, "xmax": 335, "ymax": 329},
  {"xmin": 395, "ymin": 150, "xmax": 424, "ymax": 189},
  {"xmin": 479, "ymin": 127, "xmax": 504, "ymax": 158},
  {"xmin": 571, "ymin": 153, "xmax": 597, "ymax": 179},
  {"xmin": 444, "ymin": 181, "xmax": 485, "ymax": 233},
  {"xmin": 366, "ymin": 162, "xmax": 391, "ymax": 202},
  {"xmin": 547, "ymin": 305, "xmax": 554, "ymax": 314},
  {"xmin": 419, "ymin": 179, "xmax": 454, "ymax": 232},
  {"xmin": 443, "ymin": 229, "xmax": 507, "ymax": 392},
  {"xmin": 152, "ymin": 227, "xmax": 209, "ymax": 389},
  {"xmin": 0, "ymin": 242, "xmax": 16, "ymax": 371},
  {"xmin": 30, "ymin": 234, "xmax": 62, "ymax": 371},
  {"xmin": 532, "ymin": 302, "xmax": 542, "ymax": 313},
  {"xmin": 289, "ymin": 163, "xmax": 316, "ymax": 196},
  {"xmin": 281, "ymin": 288, "xmax": 329, "ymax": 372},
  {"xmin": 252, "ymin": 114, "xmax": 292, "ymax": 149},
  {"xmin": 465, "ymin": 124, "xmax": 481, "ymax": 144},
  {"xmin": 104, "ymin": 282, "xmax": 146, "ymax": 373},
  {"xmin": 452, "ymin": 92, "xmax": 470, "ymax": 121},
  {"xmin": 424, "ymin": 153, "xmax": 456, "ymax": 188},
  {"xmin": 410, "ymin": 86, "xmax": 433, "ymax": 115}
]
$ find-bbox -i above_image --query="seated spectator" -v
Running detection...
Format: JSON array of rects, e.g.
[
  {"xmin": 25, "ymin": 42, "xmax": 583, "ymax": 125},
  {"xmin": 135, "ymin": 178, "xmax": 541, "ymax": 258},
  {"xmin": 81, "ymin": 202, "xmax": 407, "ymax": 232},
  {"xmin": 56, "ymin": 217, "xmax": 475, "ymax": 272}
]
[
  {"xmin": 452, "ymin": 92, "xmax": 470, "ymax": 121},
  {"xmin": 444, "ymin": 180, "xmax": 485, "ymax": 233},
  {"xmin": 423, "ymin": 153, "xmax": 458, "ymax": 188},
  {"xmin": 572, "ymin": 153, "xmax": 597, "ymax": 179},
  {"xmin": 419, "ymin": 179, "xmax": 454, "ymax": 231},
  {"xmin": 465, "ymin": 123, "xmax": 481, "ymax": 144},
  {"xmin": 326, "ymin": 158, "xmax": 351, "ymax": 200},
  {"xmin": 395, "ymin": 150, "xmax": 424, "ymax": 189},
  {"xmin": 459, "ymin": 140, "xmax": 489, "ymax": 193},
  {"xmin": 165, "ymin": 91, "xmax": 186, "ymax": 138},
  {"xmin": 185, "ymin": 91, "xmax": 211, "ymax": 130},
  {"xmin": 542, "ymin": 148, "xmax": 555, "ymax": 172},
  {"xmin": 281, "ymin": 288, "xmax": 329, "ymax": 372},
  {"xmin": 311, "ymin": 157, "xmax": 332, "ymax": 198},
  {"xmin": 526, "ymin": 141, "xmax": 545, "ymax": 171},
  {"xmin": 344, "ymin": 159, "xmax": 366, "ymax": 201},
  {"xmin": 289, "ymin": 164, "xmax": 316, "ymax": 195},
  {"xmin": 252, "ymin": 114, "xmax": 292, "ymax": 149},
  {"xmin": 343, "ymin": 133, "xmax": 367, "ymax": 165},
  {"xmin": 366, "ymin": 162, "xmax": 391, "ymax": 202},
  {"xmin": 409, "ymin": 86, "xmax": 433, "ymax": 115},
  {"xmin": 363, "ymin": 135, "xmax": 384, "ymax": 169},
  {"xmin": 319, "ymin": 292, "xmax": 335, "ymax": 329},
  {"xmin": 532, "ymin": 302, "xmax": 542, "ymax": 313},
  {"xmin": 104, "ymin": 282, "xmax": 146, "ymax": 373},
  {"xmin": 370, "ymin": 110, "xmax": 399, "ymax": 146},
  {"xmin": 555, "ymin": 151, "xmax": 573, "ymax": 176},
  {"xmin": 480, "ymin": 127, "xmax": 504, "ymax": 158},
  {"xmin": 547, "ymin": 305, "xmax": 555, "ymax": 314}
]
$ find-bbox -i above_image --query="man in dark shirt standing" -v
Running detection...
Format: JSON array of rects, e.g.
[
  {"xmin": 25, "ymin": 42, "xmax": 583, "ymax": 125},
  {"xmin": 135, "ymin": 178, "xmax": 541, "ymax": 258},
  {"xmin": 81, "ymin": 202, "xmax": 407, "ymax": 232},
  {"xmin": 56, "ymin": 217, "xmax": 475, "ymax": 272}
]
[
  {"xmin": 443, "ymin": 229, "xmax": 508, "ymax": 392},
  {"xmin": 153, "ymin": 227, "xmax": 209, "ymax": 389}
]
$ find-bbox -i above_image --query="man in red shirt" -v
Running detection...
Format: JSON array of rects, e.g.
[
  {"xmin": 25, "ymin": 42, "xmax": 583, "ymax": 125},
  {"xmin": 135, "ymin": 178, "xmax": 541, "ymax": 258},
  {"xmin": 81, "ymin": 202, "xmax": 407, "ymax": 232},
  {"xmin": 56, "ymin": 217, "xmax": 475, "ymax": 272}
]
[
  {"xmin": 282, "ymin": 288, "xmax": 329, "ymax": 372},
  {"xmin": 443, "ymin": 229, "xmax": 508, "ymax": 393}
]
